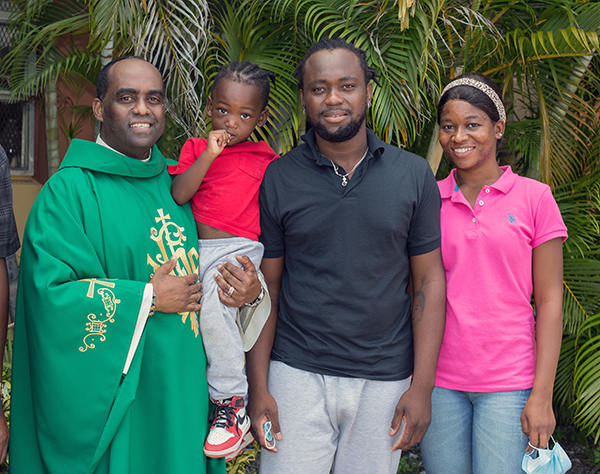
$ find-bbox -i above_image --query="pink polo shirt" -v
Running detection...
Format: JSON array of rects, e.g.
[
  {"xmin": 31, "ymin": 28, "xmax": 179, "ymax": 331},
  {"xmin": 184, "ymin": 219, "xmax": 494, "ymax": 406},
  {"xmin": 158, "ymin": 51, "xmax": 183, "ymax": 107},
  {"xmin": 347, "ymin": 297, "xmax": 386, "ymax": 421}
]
[{"xmin": 436, "ymin": 166, "xmax": 567, "ymax": 392}]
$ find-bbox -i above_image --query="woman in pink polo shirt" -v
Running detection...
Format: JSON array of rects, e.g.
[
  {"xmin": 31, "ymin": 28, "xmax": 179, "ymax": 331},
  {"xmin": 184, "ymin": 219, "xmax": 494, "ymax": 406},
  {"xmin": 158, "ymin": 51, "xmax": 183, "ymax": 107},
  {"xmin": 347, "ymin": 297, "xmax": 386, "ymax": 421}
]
[{"xmin": 419, "ymin": 73, "xmax": 567, "ymax": 474}]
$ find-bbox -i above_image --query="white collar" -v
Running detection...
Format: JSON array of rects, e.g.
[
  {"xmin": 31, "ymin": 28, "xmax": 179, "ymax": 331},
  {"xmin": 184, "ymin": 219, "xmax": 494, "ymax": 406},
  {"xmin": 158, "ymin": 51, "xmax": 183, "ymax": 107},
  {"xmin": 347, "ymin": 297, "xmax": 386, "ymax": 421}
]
[{"xmin": 95, "ymin": 135, "xmax": 152, "ymax": 162}]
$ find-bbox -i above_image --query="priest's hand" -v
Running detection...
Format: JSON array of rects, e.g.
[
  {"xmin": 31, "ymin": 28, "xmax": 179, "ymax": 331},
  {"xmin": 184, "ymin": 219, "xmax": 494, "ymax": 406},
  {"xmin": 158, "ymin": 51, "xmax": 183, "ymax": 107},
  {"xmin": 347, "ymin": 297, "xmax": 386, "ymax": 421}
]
[
  {"xmin": 150, "ymin": 257, "xmax": 202, "ymax": 314},
  {"xmin": 215, "ymin": 255, "xmax": 261, "ymax": 307}
]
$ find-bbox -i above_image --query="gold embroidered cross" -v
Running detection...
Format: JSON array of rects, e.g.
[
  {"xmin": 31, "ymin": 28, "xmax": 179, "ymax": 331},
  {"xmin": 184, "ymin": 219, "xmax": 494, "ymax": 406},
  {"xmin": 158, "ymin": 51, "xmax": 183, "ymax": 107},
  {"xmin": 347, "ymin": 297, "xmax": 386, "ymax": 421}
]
[
  {"xmin": 155, "ymin": 209, "xmax": 171, "ymax": 225},
  {"xmin": 81, "ymin": 278, "xmax": 116, "ymax": 298}
]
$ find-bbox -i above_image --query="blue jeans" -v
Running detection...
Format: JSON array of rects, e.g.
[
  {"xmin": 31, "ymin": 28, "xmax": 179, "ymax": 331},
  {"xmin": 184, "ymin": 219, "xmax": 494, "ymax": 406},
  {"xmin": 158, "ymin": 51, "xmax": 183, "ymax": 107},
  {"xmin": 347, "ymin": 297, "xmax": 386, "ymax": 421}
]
[{"xmin": 420, "ymin": 386, "xmax": 531, "ymax": 474}]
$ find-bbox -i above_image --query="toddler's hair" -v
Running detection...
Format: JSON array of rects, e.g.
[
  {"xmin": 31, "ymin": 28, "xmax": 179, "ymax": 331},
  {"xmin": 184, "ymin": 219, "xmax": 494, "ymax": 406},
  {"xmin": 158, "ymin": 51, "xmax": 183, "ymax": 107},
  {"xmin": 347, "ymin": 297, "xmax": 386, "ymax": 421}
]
[{"xmin": 212, "ymin": 61, "xmax": 275, "ymax": 110}]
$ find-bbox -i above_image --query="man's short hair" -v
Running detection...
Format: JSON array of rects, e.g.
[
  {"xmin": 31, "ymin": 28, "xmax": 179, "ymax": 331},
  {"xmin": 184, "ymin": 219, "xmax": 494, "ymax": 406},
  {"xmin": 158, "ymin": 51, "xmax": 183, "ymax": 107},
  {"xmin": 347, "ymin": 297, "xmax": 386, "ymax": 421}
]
[
  {"xmin": 212, "ymin": 61, "xmax": 275, "ymax": 110},
  {"xmin": 96, "ymin": 56, "xmax": 165, "ymax": 100},
  {"xmin": 294, "ymin": 37, "xmax": 380, "ymax": 91}
]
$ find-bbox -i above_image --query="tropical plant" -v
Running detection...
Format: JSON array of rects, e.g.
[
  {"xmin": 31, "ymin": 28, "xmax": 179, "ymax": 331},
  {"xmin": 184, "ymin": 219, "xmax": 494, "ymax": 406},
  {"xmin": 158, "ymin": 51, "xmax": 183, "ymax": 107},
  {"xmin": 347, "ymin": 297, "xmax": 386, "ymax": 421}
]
[
  {"xmin": 198, "ymin": 0, "xmax": 498, "ymax": 154},
  {"xmin": 1, "ymin": 0, "xmax": 211, "ymax": 172},
  {"xmin": 264, "ymin": 0, "xmax": 459, "ymax": 147},
  {"xmin": 2, "ymin": 0, "xmax": 600, "ymax": 448},
  {"xmin": 205, "ymin": 1, "xmax": 600, "ymax": 444},
  {"xmin": 56, "ymin": 78, "xmax": 94, "ymax": 148},
  {"xmin": 226, "ymin": 441, "xmax": 259, "ymax": 474},
  {"xmin": 249, "ymin": 0, "xmax": 600, "ymax": 443},
  {"xmin": 432, "ymin": 0, "xmax": 600, "ymax": 440},
  {"xmin": 203, "ymin": 0, "xmax": 301, "ymax": 153},
  {"xmin": 129, "ymin": 0, "xmax": 210, "ymax": 138}
]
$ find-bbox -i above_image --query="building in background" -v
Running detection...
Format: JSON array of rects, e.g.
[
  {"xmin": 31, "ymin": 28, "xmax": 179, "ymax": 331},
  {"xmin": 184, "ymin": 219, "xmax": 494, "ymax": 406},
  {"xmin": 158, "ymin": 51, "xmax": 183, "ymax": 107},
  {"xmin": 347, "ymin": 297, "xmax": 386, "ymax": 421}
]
[{"xmin": 0, "ymin": 1, "xmax": 95, "ymax": 254}]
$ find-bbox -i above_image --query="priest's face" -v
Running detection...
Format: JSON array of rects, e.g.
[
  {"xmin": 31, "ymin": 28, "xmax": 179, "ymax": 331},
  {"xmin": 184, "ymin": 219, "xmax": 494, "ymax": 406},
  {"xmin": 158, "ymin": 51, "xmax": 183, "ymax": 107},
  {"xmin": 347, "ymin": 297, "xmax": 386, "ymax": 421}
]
[{"xmin": 92, "ymin": 58, "xmax": 166, "ymax": 160}]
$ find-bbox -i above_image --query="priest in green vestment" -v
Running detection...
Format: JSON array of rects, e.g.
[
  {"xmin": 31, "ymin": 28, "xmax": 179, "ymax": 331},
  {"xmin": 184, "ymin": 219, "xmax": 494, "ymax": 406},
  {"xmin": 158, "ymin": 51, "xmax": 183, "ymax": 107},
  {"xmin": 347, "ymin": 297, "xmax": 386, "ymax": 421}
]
[{"xmin": 10, "ymin": 57, "xmax": 263, "ymax": 474}]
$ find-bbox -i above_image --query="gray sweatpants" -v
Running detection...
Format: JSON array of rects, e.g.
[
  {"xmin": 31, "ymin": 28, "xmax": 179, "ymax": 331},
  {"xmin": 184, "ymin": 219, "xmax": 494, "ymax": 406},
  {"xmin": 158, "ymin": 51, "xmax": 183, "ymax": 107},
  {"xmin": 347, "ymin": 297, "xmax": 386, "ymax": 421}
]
[
  {"xmin": 198, "ymin": 237, "xmax": 264, "ymax": 401},
  {"xmin": 260, "ymin": 361, "xmax": 411, "ymax": 474}
]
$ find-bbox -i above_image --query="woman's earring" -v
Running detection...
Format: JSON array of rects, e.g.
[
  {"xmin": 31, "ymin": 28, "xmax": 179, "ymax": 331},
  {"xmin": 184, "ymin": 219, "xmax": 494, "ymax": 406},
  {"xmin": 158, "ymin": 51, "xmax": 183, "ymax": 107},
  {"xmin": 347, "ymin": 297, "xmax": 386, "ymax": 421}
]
[
  {"xmin": 302, "ymin": 107, "xmax": 306, "ymax": 115},
  {"xmin": 367, "ymin": 101, "xmax": 372, "ymax": 108}
]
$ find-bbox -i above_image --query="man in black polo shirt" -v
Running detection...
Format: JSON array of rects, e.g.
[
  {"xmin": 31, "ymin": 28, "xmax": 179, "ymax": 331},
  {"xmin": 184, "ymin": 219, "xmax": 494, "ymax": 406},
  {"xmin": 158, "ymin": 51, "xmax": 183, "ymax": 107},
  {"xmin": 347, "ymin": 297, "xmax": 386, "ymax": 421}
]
[{"xmin": 246, "ymin": 37, "xmax": 446, "ymax": 474}]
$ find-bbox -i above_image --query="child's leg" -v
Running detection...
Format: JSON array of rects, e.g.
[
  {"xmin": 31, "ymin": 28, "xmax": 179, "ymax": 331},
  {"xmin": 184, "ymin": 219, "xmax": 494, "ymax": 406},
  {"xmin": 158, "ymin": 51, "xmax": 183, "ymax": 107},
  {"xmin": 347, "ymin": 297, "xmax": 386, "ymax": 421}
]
[
  {"xmin": 198, "ymin": 237, "xmax": 264, "ymax": 458},
  {"xmin": 199, "ymin": 237, "xmax": 263, "ymax": 401}
]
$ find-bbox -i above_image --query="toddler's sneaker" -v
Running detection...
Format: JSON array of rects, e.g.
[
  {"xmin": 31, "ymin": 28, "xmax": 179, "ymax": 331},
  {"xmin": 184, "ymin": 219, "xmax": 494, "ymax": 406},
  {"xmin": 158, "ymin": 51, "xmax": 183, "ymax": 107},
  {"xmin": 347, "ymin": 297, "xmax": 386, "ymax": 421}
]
[
  {"xmin": 224, "ymin": 430, "xmax": 255, "ymax": 462},
  {"xmin": 204, "ymin": 397, "xmax": 251, "ymax": 458}
]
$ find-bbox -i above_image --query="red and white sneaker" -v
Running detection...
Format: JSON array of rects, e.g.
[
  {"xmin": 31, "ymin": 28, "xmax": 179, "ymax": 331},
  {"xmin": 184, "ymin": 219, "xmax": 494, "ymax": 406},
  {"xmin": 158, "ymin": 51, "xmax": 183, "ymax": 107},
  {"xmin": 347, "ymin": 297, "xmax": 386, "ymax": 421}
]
[
  {"xmin": 204, "ymin": 397, "xmax": 251, "ymax": 458},
  {"xmin": 224, "ymin": 430, "xmax": 255, "ymax": 462}
]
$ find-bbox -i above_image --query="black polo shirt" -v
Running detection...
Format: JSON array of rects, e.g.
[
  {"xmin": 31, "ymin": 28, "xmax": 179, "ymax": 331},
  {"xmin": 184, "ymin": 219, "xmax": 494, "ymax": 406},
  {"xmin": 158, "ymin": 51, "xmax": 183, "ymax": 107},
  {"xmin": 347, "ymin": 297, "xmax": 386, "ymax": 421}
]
[{"xmin": 259, "ymin": 129, "xmax": 441, "ymax": 381}]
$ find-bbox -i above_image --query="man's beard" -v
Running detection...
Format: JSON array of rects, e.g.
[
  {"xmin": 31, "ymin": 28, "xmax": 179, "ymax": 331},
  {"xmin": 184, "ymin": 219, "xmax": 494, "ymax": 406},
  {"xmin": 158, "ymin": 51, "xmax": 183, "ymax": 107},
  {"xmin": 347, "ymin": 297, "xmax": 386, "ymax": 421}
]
[{"xmin": 309, "ymin": 107, "xmax": 367, "ymax": 143}]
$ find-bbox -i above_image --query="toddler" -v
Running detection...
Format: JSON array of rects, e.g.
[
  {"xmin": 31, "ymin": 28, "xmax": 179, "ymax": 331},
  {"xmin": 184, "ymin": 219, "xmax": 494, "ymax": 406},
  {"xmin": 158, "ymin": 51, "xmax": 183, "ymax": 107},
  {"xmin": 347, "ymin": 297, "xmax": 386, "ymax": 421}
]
[{"xmin": 169, "ymin": 61, "xmax": 278, "ymax": 459}]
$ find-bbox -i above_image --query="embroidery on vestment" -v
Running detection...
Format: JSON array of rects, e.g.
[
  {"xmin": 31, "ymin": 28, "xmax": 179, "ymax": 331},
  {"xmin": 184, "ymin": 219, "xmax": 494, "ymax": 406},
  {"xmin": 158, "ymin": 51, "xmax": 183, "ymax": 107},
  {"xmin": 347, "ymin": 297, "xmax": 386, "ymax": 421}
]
[
  {"xmin": 79, "ymin": 280, "xmax": 121, "ymax": 352},
  {"xmin": 147, "ymin": 208, "xmax": 200, "ymax": 336}
]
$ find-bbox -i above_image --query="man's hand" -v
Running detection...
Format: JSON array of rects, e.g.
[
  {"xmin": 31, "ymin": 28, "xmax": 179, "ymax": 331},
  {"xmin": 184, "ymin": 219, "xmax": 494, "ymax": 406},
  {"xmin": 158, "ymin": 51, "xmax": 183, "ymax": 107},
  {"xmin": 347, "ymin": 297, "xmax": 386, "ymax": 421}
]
[
  {"xmin": 390, "ymin": 384, "xmax": 432, "ymax": 451},
  {"xmin": 150, "ymin": 257, "xmax": 202, "ymax": 314},
  {"xmin": 214, "ymin": 255, "xmax": 261, "ymax": 307},
  {"xmin": 247, "ymin": 388, "xmax": 282, "ymax": 452}
]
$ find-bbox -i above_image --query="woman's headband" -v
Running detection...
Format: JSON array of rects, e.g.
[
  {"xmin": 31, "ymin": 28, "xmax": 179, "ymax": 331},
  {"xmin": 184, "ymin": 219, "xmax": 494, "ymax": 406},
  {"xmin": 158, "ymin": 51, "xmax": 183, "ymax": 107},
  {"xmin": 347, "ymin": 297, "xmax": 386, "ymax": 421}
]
[{"xmin": 441, "ymin": 78, "xmax": 506, "ymax": 122}]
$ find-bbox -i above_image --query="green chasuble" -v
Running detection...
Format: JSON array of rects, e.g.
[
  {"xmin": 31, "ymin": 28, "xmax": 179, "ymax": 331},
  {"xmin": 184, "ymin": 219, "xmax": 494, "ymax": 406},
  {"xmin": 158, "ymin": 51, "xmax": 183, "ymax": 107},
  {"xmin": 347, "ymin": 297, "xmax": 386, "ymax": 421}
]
[{"xmin": 10, "ymin": 140, "xmax": 224, "ymax": 474}]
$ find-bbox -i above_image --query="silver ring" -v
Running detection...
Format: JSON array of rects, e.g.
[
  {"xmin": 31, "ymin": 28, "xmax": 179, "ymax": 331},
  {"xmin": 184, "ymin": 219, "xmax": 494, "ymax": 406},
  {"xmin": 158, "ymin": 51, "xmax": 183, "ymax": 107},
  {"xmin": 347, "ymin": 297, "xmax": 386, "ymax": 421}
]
[{"xmin": 227, "ymin": 286, "xmax": 235, "ymax": 297}]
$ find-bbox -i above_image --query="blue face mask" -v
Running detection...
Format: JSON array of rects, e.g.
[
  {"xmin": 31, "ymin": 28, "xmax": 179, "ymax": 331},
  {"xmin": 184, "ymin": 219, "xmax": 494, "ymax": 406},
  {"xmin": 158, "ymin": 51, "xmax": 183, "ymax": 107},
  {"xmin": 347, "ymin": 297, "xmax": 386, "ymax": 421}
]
[{"xmin": 522, "ymin": 437, "xmax": 572, "ymax": 474}]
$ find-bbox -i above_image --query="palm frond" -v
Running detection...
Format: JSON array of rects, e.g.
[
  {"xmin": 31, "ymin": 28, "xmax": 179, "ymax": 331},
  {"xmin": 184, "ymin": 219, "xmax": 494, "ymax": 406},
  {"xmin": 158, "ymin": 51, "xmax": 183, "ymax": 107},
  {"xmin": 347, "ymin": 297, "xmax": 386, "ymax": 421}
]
[
  {"xmin": 554, "ymin": 334, "xmax": 577, "ymax": 421},
  {"xmin": 4, "ymin": 45, "xmax": 100, "ymax": 101},
  {"xmin": 562, "ymin": 249, "xmax": 600, "ymax": 335},
  {"xmin": 0, "ymin": 0, "xmax": 144, "ymax": 100},
  {"xmin": 0, "ymin": 1, "xmax": 91, "ymax": 99},
  {"xmin": 132, "ymin": 0, "xmax": 211, "ymax": 138},
  {"xmin": 463, "ymin": 0, "xmax": 600, "ymax": 187},
  {"xmin": 275, "ymin": 0, "xmax": 459, "ymax": 146},
  {"xmin": 556, "ymin": 170, "xmax": 600, "ymax": 335},
  {"xmin": 87, "ymin": 0, "xmax": 143, "ymax": 51},
  {"xmin": 574, "ymin": 311, "xmax": 600, "ymax": 442},
  {"xmin": 200, "ymin": 0, "xmax": 301, "ymax": 154}
]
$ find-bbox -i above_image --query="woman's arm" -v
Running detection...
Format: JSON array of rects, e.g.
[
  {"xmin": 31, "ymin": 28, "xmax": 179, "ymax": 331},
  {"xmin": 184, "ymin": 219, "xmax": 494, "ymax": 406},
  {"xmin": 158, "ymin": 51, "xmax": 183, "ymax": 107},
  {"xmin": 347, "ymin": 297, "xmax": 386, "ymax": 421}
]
[{"xmin": 521, "ymin": 237, "xmax": 564, "ymax": 449}]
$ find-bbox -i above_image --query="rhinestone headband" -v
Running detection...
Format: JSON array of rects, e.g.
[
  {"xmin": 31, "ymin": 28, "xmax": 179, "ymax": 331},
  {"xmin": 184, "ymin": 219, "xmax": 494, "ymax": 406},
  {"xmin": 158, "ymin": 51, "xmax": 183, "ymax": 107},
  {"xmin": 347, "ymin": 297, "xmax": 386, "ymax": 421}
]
[{"xmin": 441, "ymin": 78, "xmax": 506, "ymax": 122}]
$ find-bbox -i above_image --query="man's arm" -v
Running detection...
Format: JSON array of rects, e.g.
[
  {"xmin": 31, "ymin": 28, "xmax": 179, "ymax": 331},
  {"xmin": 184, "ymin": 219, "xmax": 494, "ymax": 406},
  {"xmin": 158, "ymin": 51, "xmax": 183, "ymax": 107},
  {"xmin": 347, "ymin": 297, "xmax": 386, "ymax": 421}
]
[
  {"xmin": 0, "ymin": 259, "xmax": 9, "ymax": 462},
  {"xmin": 390, "ymin": 247, "xmax": 446, "ymax": 450},
  {"xmin": 521, "ymin": 238, "xmax": 563, "ymax": 449},
  {"xmin": 246, "ymin": 256, "xmax": 284, "ymax": 451}
]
